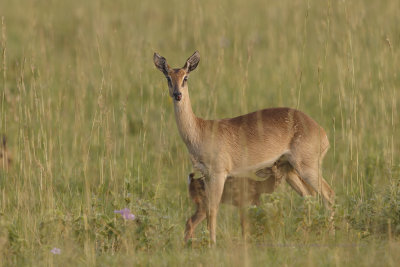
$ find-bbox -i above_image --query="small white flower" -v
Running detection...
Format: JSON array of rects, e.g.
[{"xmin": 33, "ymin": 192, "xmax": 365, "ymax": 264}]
[{"xmin": 50, "ymin": 247, "xmax": 61, "ymax": 255}]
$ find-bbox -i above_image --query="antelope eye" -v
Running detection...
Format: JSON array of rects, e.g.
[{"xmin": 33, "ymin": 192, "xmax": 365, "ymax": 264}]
[
  {"xmin": 183, "ymin": 76, "xmax": 188, "ymax": 81},
  {"xmin": 166, "ymin": 76, "xmax": 171, "ymax": 82}
]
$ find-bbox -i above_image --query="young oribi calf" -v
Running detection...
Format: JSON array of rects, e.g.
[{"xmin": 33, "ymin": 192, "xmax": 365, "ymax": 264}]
[{"xmin": 184, "ymin": 159, "xmax": 319, "ymax": 242}]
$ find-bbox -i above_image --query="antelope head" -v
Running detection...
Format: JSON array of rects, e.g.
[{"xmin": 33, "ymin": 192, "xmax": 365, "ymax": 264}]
[{"xmin": 153, "ymin": 51, "xmax": 200, "ymax": 102}]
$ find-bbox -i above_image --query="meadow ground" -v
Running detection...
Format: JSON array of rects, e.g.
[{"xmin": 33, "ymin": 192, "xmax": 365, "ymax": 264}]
[{"xmin": 0, "ymin": 0, "xmax": 399, "ymax": 266}]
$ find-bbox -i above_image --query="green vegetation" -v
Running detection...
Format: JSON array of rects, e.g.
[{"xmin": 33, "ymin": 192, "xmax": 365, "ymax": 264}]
[{"xmin": 0, "ymin": 0, "xmax": 399, "ymax": 265}]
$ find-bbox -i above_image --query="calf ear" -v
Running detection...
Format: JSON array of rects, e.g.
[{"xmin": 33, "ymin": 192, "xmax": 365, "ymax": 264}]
[
  {"xmin": 153, "ymin": 53, "xmax": 170, "ymax": 76},
  {"xmin": 183, "ymin": 51, "xmax": 200, "ymax": 73}
]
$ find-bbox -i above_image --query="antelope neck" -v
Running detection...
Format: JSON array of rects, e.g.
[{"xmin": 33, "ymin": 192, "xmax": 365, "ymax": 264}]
[{"xmin": 173, "ymin": 90, "xmax": 202, "ymax": 150}]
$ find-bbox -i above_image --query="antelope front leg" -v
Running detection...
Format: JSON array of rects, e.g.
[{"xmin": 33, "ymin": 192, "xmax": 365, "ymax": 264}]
[{"xmin": 204, "ymin": 172, "xmax": 226, "ymax": 244}]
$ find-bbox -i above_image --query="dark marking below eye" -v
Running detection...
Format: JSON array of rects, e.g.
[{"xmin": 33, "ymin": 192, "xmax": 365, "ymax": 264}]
[{"xmin": 182, "ymin": 76, "xmax": 188, "ymax": 86}]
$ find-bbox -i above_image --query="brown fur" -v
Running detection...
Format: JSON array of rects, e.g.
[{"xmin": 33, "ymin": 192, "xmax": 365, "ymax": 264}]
[{"xmin": 154, "ymin": 51, "xmax": 335, "ymax": 244}]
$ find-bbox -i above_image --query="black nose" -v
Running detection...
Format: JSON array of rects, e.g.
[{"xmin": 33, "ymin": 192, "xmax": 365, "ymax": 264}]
[{"xmin": 173, "ymin": 92, "xmax": 182, "ymax": 101}]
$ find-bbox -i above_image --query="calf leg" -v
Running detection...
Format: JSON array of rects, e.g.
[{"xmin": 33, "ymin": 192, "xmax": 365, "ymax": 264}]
[{"xmin": 184, "ymin": 203, "xmax": 206, "ymax": 242}]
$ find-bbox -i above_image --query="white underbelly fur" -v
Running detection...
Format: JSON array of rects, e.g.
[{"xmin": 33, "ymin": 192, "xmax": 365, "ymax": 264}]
[{"xmin": 228, "ymin": 152, "xmax": 288, "ymax": 181}]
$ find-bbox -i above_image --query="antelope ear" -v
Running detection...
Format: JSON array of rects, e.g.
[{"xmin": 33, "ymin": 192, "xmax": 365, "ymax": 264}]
[
  {"xmin": 153, "ymin": 53, "xmax": 170, "ymax": 76},
  {"xmin": 183, "ymin": 51, "xmax": 200, "ymax": 73}
]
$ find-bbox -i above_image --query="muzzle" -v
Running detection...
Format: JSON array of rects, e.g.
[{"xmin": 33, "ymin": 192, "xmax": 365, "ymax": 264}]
[{"xmin": 173, "ymin": 92, "xmax": 182, "ymax": 101}]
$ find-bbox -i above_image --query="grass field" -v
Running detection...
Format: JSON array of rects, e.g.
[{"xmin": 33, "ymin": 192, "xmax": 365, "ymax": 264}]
[{"xmin": 0, "ymin": 0, "xmax": 399, "ymax": 266}]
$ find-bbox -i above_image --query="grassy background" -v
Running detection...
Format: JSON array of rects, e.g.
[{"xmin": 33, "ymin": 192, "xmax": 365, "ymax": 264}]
[{"xmin": 0, "ymin": 0, "xmax": 399, "ymax": 265}]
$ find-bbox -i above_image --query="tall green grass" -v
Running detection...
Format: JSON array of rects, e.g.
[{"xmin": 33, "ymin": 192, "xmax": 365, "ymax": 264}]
[{"xmin": 0, "ymin": 0, "xmax": 399, "ymax": 265}]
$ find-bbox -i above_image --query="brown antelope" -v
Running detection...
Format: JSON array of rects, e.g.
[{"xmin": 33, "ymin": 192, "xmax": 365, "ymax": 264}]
[{"xmin": 153, "ymin": 51, "xmax": 335, "ymax": 244}]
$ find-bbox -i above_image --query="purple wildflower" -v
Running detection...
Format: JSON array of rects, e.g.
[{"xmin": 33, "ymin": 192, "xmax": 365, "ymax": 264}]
[
  {"xmin": 50, "ymin": 247, "xmax": 61, "ymax": 255},
  {"xmin": 114, "ymin": 208, "xmax": 135, "ymax": 220}
]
